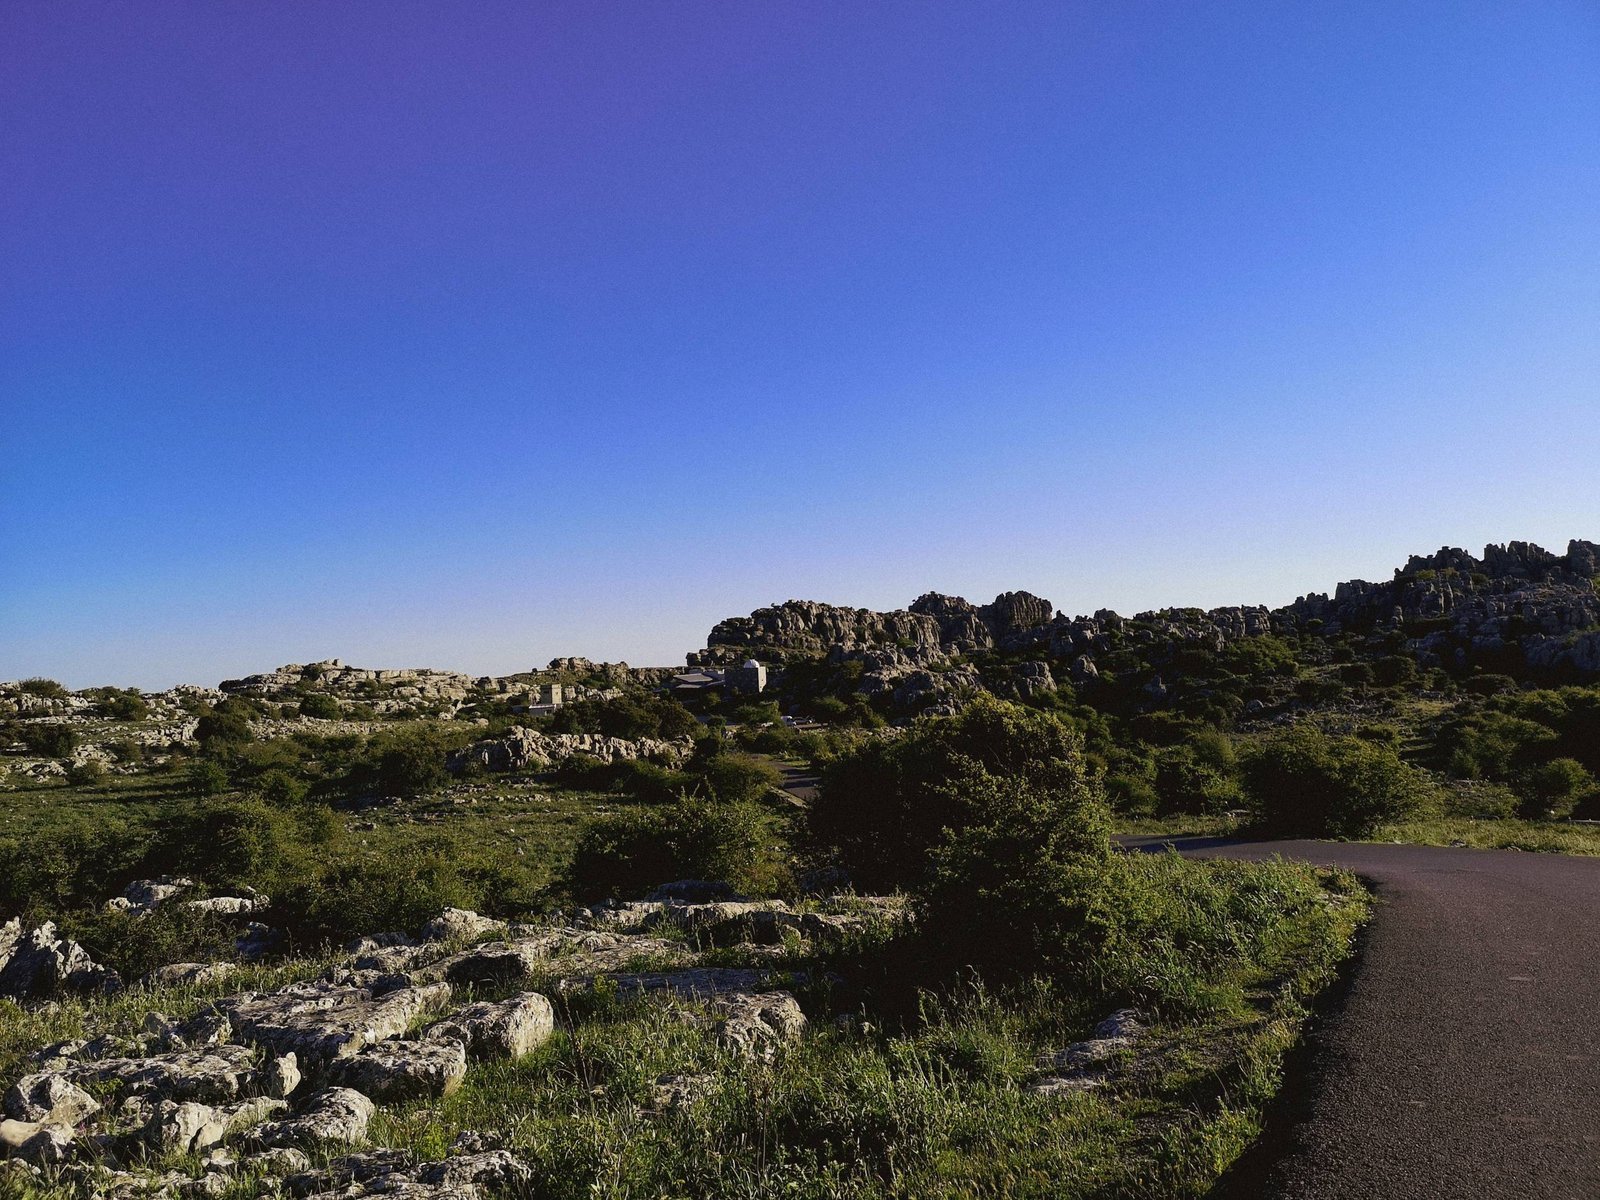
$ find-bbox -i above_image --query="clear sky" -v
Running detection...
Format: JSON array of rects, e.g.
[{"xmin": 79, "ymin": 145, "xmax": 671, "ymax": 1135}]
[{"xmin": 3, "ymin": 2, "xmax": 1598, "ymax": 690}]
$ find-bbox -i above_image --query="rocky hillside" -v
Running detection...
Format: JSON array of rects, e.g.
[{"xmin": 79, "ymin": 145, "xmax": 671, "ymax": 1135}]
[{"xmin": 691, "ymin": 540, "xmax": 1600, "ymax": 692}]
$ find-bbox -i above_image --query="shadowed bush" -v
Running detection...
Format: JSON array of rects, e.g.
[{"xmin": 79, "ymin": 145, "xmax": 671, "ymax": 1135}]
[{"xmin": 1243, "ymin": 727, "xmax": 1432, "ymax": 838}]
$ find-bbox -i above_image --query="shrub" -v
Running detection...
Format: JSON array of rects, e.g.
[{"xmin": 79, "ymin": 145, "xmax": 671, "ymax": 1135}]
[
  {"xmin": 1516, "ymin": 758, "xmax": 1595, "ymax": 819},
  {"xmin": 18, "ymin": 723, "xmax": 77, "ymax": 758},
  {"xmin": 1242, "ymin": 728, "xmax": 1430, "ymax": 838},
  {"xmin": 1151, "ymin": 731, "xmax": 1241, "ymax": 816},
  {"xmin": 547, "ymin": 695, "xmax": 698, "ymax": 741},
  {"xmin": 297, "ymin": 692, "xmax": 343, "ymax": 720},
  {"xmin": 695, "ymin": 753, "xmax": 782, "ymax": 804},
  {"xmin": 254, "ymin": 768, "xmax": 309, "ymax": 807},
  {"xmin": 569, "ymin": 796, "xmax": 783, "ymax": 900},
  {"xmin": 346, "ymin": 725, "xmax": 464, "ymax": 799},
  {"xmin": 811, "ymin": 696, "xmax": 1106, "ymax": 890},
  {"xmin": 64, "ymin": 760, "xmax": 105, "ymax": 787},
  {"xmin": 916, "ymin": 771, "xmax": 1112, "ymax": 988},
  {"xmin": 94, "ymin": 688, "xmax": 150, "ymax": 721},
  {"xmin": 277, "ymin": 842, "xmax": 478, "ymax": 942},
  {"xmin": 187, "ymin": 759, "xmax": 231, "ymax": 797},
  {"xmin": 1437, "ymin": 711, "xmax": 1555, "ymax": 780},
  {"xmin": 17, "ymin": 678, "xmax": 69, "ymax": 699},
  {"xmin": 195, "ymin": 700, "xmax": 256, "ymax": 752}
]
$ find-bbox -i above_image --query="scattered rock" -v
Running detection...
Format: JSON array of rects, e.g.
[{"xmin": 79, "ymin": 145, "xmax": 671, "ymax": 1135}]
[
  {"xmin": 425, "ymin": 993, "xmax": 555, "ymax": 1060},
  {"xmin": 246, "ymin": 1087, "xmax": 375, "ymax": 1149},
  {"xmin": 421, "ymin": 909, "xmax": 507, "ymax": 944},
  {"xmin": 649, "ymin": 1073, "xmax": 714, "ymax": 1110},
  {"xmin": 142, "ymin": 962, "xmax": 237, "ymax": 989},
  {"xmin": 705, "ymin": 991, "xmax": 807, "ymax": 1061},
  {"xmin": 326, "ymin": 1039, "xmax": 468, "ymax": 1102},
  {"xmin": 1030, "ymin": 1009, "xmax": 1145, "ymax": 1096},
  {"xmin": 217, "ymin": 979, "xmax": 453, "ymax": 1065},
  {"xmin": 4, "ymin": 1071, "xmax": 101, "ymax": 1126}
]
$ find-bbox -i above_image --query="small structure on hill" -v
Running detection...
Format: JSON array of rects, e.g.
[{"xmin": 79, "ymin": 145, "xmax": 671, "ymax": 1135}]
[{"xmin": 725, "ymin": 659, "xmax": 768, "ymax": 696}]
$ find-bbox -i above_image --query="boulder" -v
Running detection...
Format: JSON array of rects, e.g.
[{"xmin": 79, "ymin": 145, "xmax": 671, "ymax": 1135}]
[
  {"xmin": 417, "ymin": 1150, "xmax": 531, "ymax": 1191},
  {"xmin": 425, "ymin": 993, "xmax": 555, "ymax": 1060},
  {"xmin": 145, "ymin": 1100, "xmax": 230, "ymax": 1154},
  {"xmin": 0, "ymin": 918, "xmax": 120, "ymax": 1002},
  {"xmin": 105, "ymin": 877, "xmax": 195, "ymax": 915},
  {"xmin": 325, "ymin": 1039, "xmax": 468, "ymax": 1102},
  {"xmin": 706, "ymin": 991, "xmax": 807, "ymax": 1061},
  {"xmin": 421, "ymin": 909, "xmax": 506, "ymax": 943},
  {"xmin": 4, "ymin": 1072, "xmax": 101, "ymax": 1126},
  {"xmin": 246, "ymin": 1088, "xmax": 375, "ymax": 1149},
  {"xmin": 418, "ymin": 942, "xmax": 545, "ymax": 987}
]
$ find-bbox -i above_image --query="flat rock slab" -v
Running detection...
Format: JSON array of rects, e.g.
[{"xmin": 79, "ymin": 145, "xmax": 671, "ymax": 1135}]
[
  {"xmin": 425, "ymin": 993, "xmax": 555, "ymax": 1060},
  {"xmin": 325, "ymin": 1039, "xmax": 467, "ymax": 1102},
  {"xmin": 246, "ymin": 1087, "xmax": 375, "ymax": 1150},
  {"xmin": 217, "ymin": 980, "xmax": 452, "ymax": 1065},
  {"xmin": 64, "ymin": 1045, "xmax": 267, "ymax": 1104}
]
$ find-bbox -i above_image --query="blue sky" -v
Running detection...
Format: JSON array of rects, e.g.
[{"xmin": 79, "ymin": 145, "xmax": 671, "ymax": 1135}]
[{"xmin": 3, "ymin": 1, "xmax": 1597, "ymax": 689}]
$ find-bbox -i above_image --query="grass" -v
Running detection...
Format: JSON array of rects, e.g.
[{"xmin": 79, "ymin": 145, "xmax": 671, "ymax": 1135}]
[{"xmin": 1371, "ymin": 816, "xmax": 1600, "ymax": 856}]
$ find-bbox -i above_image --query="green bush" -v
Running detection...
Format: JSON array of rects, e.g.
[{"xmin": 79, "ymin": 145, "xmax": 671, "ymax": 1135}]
[
  {"xmin": 546, "ymin": 695, "xmax": 698, "ymax": 741},
  {"xmin": 186, "ymin": 759, "xmax": 232, "ymax": 797},
  {"xmin": 695, "ymin": 752, "xmax": 782, "ymax": 803},
  {"xmin": 297, "ymin": 692, "xmax": 343, "ymax": 720},
  {"xmin": 811, "ymin": 696, "xmax": 1105, "ymax": 890},
  {"xmin": 1437, "ymin": 711, "xmax": 1556, "ymax": 780},
  {"xmin": 94, "ymin": 688, "xmax": 150, "ymax": 721},
  {"xmin": 17, "ymin": 723, "xmax": 77, "ymax": 758},
  {"xmin": 17, "ymin": 678, "xmax": 69, "ymax": 699},
  {"xmin": 64, "ymin": 760, "xmax": 105, "ymax": 787},
  {"xmin": 1516, "ymin": 758, "xmax": 1594, "ymax": 819},
  {"xmin": 1242, "ymin": 728, "xmax": 1431, "ymax": 838},
  {"xmin": 569, "ymin": 796, "xmax": 784, "ymax": 900},
  {"xmin": 277, "ymin": 842, "xmax": 478, "ymax": 942},
  {"xmin": 346, "ymin": 725, "xmax": 465, "ymax": 798},
  {"xmin": 1152, "ymin": 739, "xmax": 1242, "ymax": 816},
  {"xmin": 195, "ymin": 700, "xmax": 256, "ymax": 752}
]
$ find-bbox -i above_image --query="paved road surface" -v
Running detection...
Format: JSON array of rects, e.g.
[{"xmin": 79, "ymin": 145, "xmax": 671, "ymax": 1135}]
[{"xmin": 1126, "ymin": 837, "xmax": 1600, "ymax": 1200}]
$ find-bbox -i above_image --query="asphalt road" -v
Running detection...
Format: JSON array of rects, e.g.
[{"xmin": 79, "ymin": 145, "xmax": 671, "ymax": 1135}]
[{"xmin": 1125, "ymin": 837, "xmax": 1600, "ymax": 1200}]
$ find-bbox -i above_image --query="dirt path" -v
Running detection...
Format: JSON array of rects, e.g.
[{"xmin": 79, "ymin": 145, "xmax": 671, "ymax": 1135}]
[{"xmin": 1127, "ymin": 837, "xmax": 1600, "ymax": 1199}]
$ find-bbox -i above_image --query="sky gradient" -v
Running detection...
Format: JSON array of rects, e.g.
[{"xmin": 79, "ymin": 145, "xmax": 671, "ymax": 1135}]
[{"xmin": 4, "ymin": 1, "xmax": 1598, "ymax": 689}]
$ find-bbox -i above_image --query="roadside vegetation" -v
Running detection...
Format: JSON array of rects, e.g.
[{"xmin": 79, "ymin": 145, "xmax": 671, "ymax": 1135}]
[{"xmin": 0, "ymin": 689, "xmax": 1369, "ymax": 1198}]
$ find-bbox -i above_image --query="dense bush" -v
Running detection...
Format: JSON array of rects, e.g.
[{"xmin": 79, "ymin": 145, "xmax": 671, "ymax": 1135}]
[
  {"xmin": 546, "ymin": 695, "xmax": 698, "ymax": 741},
  {"xmin": 1242, "ymin": 728, "xmax": 1431, "ymax": 837},
  {"xmin": 16, "ymin": 678, "xmax": 69, "ymax": 699},
  {"xmin": 695, "ymin": 752, "xmax": 782, "ymax": 804},
  {"xmin": 93, "ymin": 687, "xmax": 150, "ymax": 721},
  {"xmin": 569, "ymin": 796, "xmax": 784, "ymax": 900},
  {"xmin": 1516, "ymin": 758, "xmax": 1595, "ymax": 819},
  {"xmin": 297, "ymin": 692, "xmax": 343, "ymax": 720},
  {"xmin": 17, "ymin": 723, "xmax": 77, "ymax": 758},
  {"xmin": 811, "ymin": 697, "xmax": 1106, "ymax": 891},
  {"xmin": 344, "ymin": 725, "xmax": 466, "ymax": 798}
]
